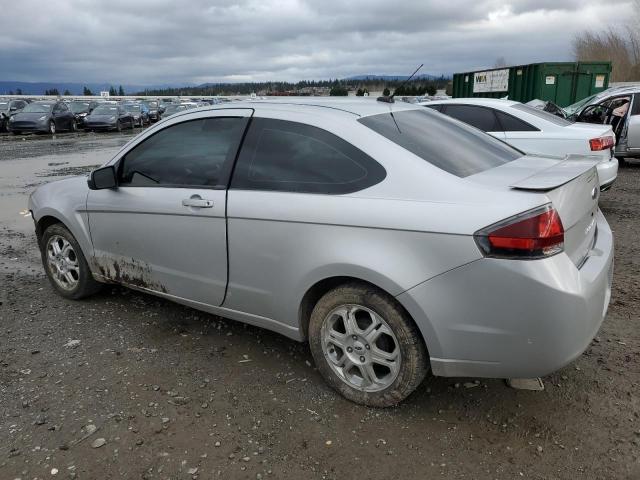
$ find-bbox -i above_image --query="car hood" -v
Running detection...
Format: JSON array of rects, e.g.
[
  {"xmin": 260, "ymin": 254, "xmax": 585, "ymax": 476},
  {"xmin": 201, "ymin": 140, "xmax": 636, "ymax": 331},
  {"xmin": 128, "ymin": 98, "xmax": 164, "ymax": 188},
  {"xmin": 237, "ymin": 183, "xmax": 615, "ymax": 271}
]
[{"xmin": 13, "ymin": 112, "xmax": 50, "ymax": 121}]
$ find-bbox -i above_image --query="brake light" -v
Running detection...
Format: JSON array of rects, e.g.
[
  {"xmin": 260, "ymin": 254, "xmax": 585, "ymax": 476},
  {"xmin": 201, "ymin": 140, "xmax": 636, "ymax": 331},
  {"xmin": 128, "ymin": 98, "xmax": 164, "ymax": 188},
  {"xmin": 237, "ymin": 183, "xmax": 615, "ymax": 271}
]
[
  {"xmin": 589, "ymin": 136, "xmax": 615, "ymax": 151},
  {"xmin": 474, "ymin": 205, "xmax": 564, "ymax": 259}
]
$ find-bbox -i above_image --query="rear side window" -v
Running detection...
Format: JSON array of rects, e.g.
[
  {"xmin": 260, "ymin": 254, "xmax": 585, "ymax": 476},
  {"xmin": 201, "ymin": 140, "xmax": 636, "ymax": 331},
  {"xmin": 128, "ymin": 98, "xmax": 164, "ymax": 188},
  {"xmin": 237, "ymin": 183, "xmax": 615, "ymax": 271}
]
[
  {"xmin": 424, "ymin": 104, "xmax": 443, "ymax": 112},
  {"xmin": 442, "ymin": 104, "xmax": 499, "ymax": 132},
  {"xmin": 358, "ymin": 109, "xmax": 521, "ymax": 177},
  {"xmin": 511, "ymin": 104, "xmax": 572, "ymax": 126},
  {"xmin": 231, "ymin": 118, "xmax": 386, "ymax": 194},
  {"xmin": 495, "ymin": 110, "xmax": 539, "ymax": 132},
  {"xmin": 119, "ymin": 117, "xmax": 247, "ymax": 188}
]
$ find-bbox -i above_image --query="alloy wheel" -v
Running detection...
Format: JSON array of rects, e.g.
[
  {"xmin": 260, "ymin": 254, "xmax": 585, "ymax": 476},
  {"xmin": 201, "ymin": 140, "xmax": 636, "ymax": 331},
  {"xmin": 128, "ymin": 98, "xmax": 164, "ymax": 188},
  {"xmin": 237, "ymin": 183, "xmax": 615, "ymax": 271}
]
[
  {"xmin": 46, "ymin": 235, "xmax": 80, "ymax": 291},
  {"xmin": 321, "ymin": 304, "xmax": 401, "ymax": 392}
]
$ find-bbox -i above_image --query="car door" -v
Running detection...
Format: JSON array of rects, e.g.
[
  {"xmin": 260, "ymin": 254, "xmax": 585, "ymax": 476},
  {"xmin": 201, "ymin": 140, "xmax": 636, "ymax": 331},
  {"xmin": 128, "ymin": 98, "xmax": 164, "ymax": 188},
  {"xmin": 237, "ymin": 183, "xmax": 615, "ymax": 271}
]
[
  {"xmin": 51, "ymin": 103, "xmax": 63, "ymax": 128},
  {"xmin": 86, "ymin": 109, "xmax": 252, "ymax": 305},
  {"xmin": 440, "ymin": 104, "xmax": 506, "ymax": 141},
  {"xmin": 58, "ymin": 102, "xmax": 73, "ymax": 129},
  {"xmin": 622, "ymin": 94, "xmax": 640, "ymax": 152},
  {"xmin": 494, "ymin": 109, "xmax": 542, "ymax": 153}
]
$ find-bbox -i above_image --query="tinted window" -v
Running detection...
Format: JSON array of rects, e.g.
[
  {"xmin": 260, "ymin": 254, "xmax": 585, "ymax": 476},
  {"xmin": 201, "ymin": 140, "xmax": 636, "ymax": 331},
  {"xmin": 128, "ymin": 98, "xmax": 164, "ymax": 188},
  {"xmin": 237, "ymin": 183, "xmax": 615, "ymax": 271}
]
[
  {"xmin": 424, "ymin": 104, "xmax": 443, "ymax": 112},
  {"xmin": 120, "ymin": 117, "xmax": 247, "ymax": 188},
  {"xmin": 232, "ymin": 118, "xmax": 386, "ymax": 194},
  {"xmin": 511, "ymin": 104, "xmax": 572, "ymax": 126},
  {"xmin": 495, "ymin": 110, "xmax": 539, "ymax": 132},
  {"xmin": 358, "ymin": 109, "xmax": 521, "ymax": 177},
  {"xmin": 442, "ymin": 105, "xmax": 499, "ymax": 132}
]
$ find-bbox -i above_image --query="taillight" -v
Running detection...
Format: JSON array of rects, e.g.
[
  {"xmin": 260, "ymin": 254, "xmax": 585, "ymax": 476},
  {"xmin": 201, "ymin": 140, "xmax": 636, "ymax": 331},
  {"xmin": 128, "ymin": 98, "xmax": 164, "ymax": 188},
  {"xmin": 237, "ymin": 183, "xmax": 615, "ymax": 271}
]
[
  {"xmin": 589, "ymin": 136, "xmax": 615, "ymax": 151},
  {"xmin": 474, "ymin": 205, "xmax": 564, "ymax": 259}
]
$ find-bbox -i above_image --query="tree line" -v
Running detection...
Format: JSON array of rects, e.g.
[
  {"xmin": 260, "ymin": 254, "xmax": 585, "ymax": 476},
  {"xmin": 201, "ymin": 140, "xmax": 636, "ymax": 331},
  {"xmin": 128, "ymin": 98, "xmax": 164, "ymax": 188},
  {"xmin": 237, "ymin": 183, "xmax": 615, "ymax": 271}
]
[
  {"xmin": 573, "ymin": 0, "xmax": 640, "ymax": 82},
  {"xmin": 136, "ymin": 76, "xmax": 450, "ymax": 97}
]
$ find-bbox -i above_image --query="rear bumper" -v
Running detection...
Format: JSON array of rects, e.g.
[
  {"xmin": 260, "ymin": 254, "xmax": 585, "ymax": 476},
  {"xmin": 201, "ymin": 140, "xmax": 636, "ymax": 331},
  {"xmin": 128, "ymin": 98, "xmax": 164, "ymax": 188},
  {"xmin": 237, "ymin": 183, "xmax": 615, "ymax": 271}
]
[
  {"xmin": 398, "ymin": 209, "xmax": 614, "ymax": 378},
  {"xmin": 596, "ymin": 157, "xmax": 618, "ymax": 190}
]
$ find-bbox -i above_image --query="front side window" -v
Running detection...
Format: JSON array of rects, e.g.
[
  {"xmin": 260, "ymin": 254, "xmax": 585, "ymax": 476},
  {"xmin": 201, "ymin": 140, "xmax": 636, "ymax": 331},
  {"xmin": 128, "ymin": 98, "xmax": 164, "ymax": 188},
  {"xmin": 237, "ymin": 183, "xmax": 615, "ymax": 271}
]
[
  {"xmin": 231, "ymin": 118, "xmax": 386, "ymax": 194},
  {"xmin": 442, "ymin": 104, "xmax": 499, "ymax": 132},
  {"xmin": 358, "ymin": 109, "xmax": 521, "ymax": 177},
  {"xmin": 119, "ymin": 117, "xmax": 247, "ymax": 188}
]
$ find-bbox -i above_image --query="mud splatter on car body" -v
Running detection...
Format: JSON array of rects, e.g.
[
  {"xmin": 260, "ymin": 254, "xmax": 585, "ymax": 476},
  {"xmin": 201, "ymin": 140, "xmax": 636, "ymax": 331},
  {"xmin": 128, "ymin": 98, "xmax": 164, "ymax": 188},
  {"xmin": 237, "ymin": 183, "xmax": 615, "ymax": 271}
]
[{"xmin": 93, "ymin": 256, "xmax": 168, "ymax": 293}]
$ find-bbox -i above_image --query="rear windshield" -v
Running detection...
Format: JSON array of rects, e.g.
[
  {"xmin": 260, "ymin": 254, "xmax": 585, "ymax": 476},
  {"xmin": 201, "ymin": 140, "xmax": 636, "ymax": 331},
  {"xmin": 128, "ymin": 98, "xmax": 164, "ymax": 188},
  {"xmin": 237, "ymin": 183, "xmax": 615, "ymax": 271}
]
[
  {"xmin": 358, "ymin": 109, "xmax": 521, "ymax": 177},
  {"xmin": 511, "ymin": 104, "xmax": 572, "ymax": 126}
]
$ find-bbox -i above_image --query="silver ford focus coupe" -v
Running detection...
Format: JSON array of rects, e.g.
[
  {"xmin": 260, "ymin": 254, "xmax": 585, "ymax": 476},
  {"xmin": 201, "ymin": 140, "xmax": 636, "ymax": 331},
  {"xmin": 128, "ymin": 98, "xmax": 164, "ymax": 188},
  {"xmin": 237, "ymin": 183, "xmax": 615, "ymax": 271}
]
[{"xmin": 29, "ymin": 99, "xmax": 614, "ymax": 406}]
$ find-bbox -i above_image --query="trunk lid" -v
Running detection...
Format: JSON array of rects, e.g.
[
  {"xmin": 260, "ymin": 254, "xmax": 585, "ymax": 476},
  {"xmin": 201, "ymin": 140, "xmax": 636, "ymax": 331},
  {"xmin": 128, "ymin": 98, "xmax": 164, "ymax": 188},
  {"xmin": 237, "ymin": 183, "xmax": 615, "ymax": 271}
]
[{"xmin": 470, "ymin": 155, "xmax": 601, "ymax": 267}]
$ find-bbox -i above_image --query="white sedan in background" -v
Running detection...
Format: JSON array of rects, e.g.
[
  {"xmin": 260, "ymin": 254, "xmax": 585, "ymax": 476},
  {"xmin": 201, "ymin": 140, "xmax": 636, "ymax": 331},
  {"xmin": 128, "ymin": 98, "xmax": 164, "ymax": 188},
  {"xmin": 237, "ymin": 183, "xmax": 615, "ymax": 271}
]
[{"xmin": 421, "ymin": 98, "xmax": 618, "ymax": 190}]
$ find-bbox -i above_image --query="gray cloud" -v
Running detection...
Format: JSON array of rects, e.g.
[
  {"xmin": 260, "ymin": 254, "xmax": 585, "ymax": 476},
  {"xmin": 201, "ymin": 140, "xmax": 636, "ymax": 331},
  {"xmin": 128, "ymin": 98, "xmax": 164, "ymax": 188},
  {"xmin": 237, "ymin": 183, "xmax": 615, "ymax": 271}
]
[{"xmin": 0, "ymin": 0, "xmax": 632, "ymax": 85}]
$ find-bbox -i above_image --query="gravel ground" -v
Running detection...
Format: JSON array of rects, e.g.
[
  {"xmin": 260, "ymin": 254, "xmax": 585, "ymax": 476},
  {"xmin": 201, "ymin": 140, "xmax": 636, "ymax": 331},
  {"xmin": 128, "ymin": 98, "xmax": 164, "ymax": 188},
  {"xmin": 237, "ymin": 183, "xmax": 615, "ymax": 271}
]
[{"xmin": 0, "ymin": 131, "xmax": 638, "ymax": 480}]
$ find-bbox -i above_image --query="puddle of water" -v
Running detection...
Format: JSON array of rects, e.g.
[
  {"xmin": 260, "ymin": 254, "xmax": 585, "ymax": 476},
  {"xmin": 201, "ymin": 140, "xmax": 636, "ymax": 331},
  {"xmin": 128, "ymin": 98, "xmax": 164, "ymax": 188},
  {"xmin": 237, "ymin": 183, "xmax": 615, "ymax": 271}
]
[{"xmin": 0, "ymin": 147, "xmax": 123, "ymax": 234}]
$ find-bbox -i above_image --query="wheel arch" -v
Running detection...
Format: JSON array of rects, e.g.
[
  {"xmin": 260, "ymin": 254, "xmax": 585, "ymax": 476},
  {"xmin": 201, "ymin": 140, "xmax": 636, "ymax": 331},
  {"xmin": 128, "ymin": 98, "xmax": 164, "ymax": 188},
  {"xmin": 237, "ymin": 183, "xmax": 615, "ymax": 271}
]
[{"xmin": 297, "ymin": 275, "xmax": 431, "ymax": 361}]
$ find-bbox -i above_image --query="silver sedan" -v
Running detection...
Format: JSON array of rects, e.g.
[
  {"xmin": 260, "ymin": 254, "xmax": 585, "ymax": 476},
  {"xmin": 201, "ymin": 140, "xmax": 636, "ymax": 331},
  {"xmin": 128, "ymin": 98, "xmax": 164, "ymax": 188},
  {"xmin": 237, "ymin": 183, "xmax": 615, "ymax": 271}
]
[{"xmin": 29, "ymin": 99, "xmax": 614, "ymax": 406}]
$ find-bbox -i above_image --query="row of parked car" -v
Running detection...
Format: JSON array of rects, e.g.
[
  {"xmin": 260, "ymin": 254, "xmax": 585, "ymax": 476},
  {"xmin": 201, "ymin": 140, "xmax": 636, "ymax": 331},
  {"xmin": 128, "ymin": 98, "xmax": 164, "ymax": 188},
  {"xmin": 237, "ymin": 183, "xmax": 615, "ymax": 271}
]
[{"xmin": 0, "ymin": 97, "xmax": 214, "ymax": 135}]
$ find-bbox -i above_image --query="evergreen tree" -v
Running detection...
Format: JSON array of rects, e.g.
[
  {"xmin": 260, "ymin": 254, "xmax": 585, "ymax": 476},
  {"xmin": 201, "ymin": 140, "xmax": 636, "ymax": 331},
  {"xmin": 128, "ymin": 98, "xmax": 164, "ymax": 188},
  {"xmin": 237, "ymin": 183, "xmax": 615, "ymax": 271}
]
[
  {"xmin": 63, "ymin": 89, "xmax": 71, "ymax": 96},
  {"xmin": 118, "ymin": 85, "xmax": 125, "ymax": 96},
  {"xmin": 108, "ymin": 86, "xmax": 117, "ymax": 96},
  {"xmin": 382, "ymin": 87, "xmax": 391, "ymax": 96},
  {"xmin": 83, "ymin": 86, "xmax": 93, "ymax": 96}
]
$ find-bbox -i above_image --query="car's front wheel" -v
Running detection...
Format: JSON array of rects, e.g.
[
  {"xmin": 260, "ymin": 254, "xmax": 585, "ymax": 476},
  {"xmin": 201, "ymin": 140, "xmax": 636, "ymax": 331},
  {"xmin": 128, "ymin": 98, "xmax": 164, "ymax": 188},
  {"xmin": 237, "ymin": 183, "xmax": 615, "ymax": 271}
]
[
  {"xmin": 48, "ymin": 121, "xmax": 56, "ymax": 134},
  {"xmin": 40, "ymin": 223, "xmax": 102, "ymax": 300},
  {"xmin": 308, "ymin": 282, "xmax": 428, "ymax": 407}
]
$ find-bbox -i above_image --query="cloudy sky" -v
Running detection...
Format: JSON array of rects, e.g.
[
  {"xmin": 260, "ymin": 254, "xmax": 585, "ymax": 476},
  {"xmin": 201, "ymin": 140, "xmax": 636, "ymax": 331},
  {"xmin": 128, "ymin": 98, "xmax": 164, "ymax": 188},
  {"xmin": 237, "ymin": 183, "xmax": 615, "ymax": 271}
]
[{"xmin": 0, "ymin": 0, "xmax": 633, "ymax": 85}]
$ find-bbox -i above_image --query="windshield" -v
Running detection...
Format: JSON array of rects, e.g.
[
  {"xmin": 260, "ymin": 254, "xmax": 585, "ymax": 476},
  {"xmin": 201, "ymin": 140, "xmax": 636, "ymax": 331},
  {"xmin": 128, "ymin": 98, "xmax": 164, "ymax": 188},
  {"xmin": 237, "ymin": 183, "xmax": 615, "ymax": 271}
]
[
  {"xmin": 143, "ymin": 101, "xmax": 158, "ymax": 108},
  {"xmin": 92, "ymin": 106, "xmax": 118, "ymax": 115},
  {"xmin": 564, "ymin": 94, "xmax": 599, "ymax": 116},
  {"xmin": 511, "ymin": 104, "xmax": 572, "ymax": 126},
  {"xmin": 164, "ymin": 105, "xmax": 186, "ymax": 114},
  {"xmin": 69, "ymin": 102, "xmax": 90, "ymax": 113},
  {"xmin": 358, "ymin": 109, "xmax": 521, "ymax": 177},
  {"xmin": 23, "ymin": 103, "xmax": 53, "ymax": 113},
  {"xmin": 0, "ymin": 102, "xmax": 8, "ymax": 108},
  {"xmin": 125, "ymin": 105, "xmax": 141, "ymax": 112}
]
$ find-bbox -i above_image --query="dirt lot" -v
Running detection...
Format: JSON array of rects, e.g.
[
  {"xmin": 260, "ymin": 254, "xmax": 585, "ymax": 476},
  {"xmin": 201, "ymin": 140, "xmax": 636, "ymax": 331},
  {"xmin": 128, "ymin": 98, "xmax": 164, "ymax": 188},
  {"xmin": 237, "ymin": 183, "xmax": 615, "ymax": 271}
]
[{"xmin": 0, "ymin": 131, "xmax": 639, "ymax": 480}]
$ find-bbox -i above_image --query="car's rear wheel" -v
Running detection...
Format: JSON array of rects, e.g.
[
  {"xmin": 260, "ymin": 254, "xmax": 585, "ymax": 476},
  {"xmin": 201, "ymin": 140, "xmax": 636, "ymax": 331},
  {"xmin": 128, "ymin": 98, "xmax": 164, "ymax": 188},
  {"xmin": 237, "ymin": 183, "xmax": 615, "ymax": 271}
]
[
  {"xmin": 12, "ymin": 131, "xmax": 21, "ymax": 135},
  {"xmin": 616, "ymin": 156, "xmax": 627, "ymax": 167},
  {"xmin": 116, "ymin": 120, "xmax": 122, "ymax": 132},
  {"xmin": 308, "ymin": 282, "xmax": 428, "ymax": 407},
  {"xmin": 40, "ymin": 223, "xmax": 102, "ymax": 300}
]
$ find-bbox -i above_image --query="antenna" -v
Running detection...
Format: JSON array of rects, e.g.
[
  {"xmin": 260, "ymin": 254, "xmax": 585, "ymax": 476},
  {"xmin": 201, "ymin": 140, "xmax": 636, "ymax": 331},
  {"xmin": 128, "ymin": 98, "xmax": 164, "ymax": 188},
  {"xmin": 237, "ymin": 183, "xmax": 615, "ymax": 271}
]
[{"xmin": 377, "ymin": 64, "xmax": 424, "ymax": 103}]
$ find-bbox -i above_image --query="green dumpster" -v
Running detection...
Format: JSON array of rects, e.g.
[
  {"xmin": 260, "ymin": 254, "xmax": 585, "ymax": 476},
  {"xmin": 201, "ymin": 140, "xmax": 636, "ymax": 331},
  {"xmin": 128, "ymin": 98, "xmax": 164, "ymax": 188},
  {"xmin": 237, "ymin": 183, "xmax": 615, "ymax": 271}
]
[{"xmin": 452, "ymin": 62, "xmax": 611, "ymax": 107}]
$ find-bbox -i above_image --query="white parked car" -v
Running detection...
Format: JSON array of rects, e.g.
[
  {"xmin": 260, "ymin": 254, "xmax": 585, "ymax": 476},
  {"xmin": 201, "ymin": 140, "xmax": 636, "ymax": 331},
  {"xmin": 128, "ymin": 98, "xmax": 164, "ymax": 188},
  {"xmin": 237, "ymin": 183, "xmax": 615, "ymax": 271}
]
[{"xmin": 421, "ymin": 98, "xmax": 618, "ymax": 190}]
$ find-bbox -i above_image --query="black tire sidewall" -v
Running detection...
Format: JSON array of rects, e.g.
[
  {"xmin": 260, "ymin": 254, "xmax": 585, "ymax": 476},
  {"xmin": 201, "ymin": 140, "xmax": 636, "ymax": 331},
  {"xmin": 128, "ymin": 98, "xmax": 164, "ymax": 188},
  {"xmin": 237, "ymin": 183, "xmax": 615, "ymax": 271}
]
[{"xmin": 308, "ymin": 283, "xmax": 428, "ymax": 407}]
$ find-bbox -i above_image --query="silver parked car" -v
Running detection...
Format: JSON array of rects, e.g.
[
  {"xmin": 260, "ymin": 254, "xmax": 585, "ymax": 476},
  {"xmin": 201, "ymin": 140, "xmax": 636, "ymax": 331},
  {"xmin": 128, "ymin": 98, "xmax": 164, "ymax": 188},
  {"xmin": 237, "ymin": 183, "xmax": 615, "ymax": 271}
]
[{"xmin": 29, "ymin": 99, "xmax": 614, "ymax": 406}]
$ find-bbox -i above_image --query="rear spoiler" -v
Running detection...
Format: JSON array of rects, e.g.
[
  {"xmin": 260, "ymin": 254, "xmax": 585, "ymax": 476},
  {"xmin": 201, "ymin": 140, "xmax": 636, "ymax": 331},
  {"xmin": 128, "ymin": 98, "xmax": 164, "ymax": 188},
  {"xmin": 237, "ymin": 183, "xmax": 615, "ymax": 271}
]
[{"xmin": 510, "ymin": 155, "xmax": 600, "ymax": 191}]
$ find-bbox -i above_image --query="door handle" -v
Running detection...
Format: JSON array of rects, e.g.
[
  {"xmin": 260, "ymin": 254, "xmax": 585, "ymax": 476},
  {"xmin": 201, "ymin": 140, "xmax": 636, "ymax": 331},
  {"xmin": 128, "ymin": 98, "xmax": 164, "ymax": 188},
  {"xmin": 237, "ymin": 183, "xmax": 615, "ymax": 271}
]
[{"xmin": 182, "ymin": 197, "xmax": 213, "ymax": 208}]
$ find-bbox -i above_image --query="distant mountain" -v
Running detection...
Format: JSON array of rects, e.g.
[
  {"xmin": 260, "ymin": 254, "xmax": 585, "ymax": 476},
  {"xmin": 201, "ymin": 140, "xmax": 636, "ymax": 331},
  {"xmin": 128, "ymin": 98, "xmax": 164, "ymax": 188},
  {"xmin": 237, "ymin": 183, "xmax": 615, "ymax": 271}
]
[
  {"xmin": 0, "ymin": 81, "xmax": 185, "ymax": 95},
  {"xmin": 344, "ymin": 74, "xmax": 448, "ymax": 81}
]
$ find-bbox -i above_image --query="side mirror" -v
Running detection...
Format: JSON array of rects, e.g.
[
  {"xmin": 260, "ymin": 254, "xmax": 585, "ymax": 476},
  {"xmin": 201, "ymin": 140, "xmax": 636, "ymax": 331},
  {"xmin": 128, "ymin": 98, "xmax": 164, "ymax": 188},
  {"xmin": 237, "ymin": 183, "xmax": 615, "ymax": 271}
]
[{"xmin": 88, "ymin": 165, "xmax": 117, "ymax": 190}]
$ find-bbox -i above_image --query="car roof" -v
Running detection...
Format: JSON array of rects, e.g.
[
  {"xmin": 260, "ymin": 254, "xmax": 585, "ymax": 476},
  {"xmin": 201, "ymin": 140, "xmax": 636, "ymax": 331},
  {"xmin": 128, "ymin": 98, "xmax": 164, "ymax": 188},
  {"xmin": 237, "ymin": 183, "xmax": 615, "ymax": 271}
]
[
  {"xmin": 422, "ymin": 98, "xmax": 519, "ymax": 107},
  {"xmin": 200, "ymin": 98, "xmax": 422, "ymax": 118}
]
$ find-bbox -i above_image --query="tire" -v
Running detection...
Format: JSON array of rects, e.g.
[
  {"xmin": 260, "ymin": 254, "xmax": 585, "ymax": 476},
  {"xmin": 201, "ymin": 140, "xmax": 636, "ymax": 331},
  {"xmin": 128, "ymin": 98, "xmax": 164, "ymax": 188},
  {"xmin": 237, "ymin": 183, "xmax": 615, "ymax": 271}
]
[
  {"xmin": 70, "ymin": 120, "xmax": 77, "ymax": 132},
  {"xmin": 616, "ymin": 156, "xmax": 627, "ymax": 167},
  {"xmin": 308, "ymin": 282, "xmax": 428, "ymax": 407},
  {"xmin": 40, "ymin": 223, "xmax": 102, "ymax": 300},
  {"xmin": 48, "ymin": 121, "xmax": 56, "ymax": 134},
  {"xmin": 12, "ymin": 131, "xmax": 21, "ymax": 135},
  {"xmin": 115, "ymin": 120, "xmax": 121, "ymax": 132}
]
